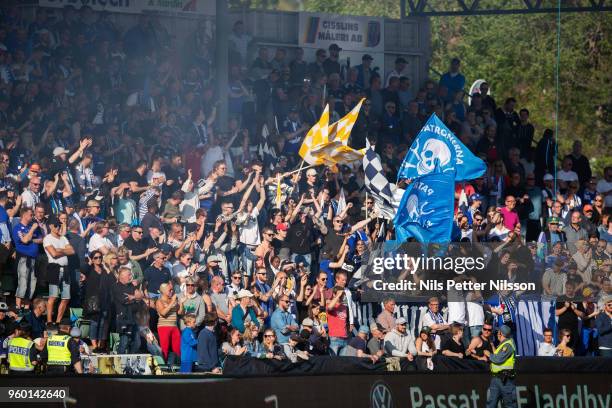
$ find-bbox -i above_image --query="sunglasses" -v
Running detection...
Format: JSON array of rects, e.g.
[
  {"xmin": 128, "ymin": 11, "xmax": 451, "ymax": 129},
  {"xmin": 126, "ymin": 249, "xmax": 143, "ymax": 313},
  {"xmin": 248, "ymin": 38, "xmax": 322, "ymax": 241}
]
[
  {"xmin": 264, "ymin": 334, "xmax": 275, "ymax": 338},
  {"xmin": 92, "ymin": 256, "xmax": 102, "ymax": 260},
  {"xmin": 133, "ymin": 230, "xmax": 143, "ymax": 234},
  {"xmin": 186, "ymin": 284, "xmax": 196, "ymax": 287},
  {"xmin": 482, "ymin": 328, "xmax": 492, "ymax": 332},
  {"xmin": 232, "ymin": 276, "xmax": 242, "ymax": 280}
]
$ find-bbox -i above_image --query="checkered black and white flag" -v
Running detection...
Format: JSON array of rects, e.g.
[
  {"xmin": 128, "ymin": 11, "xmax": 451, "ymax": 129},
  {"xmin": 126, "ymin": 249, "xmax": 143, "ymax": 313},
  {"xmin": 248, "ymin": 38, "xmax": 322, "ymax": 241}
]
[
  {"xmin": 258, "ymin": 124, "xmax": 277, "ymax": 171},
  {"xmin": 362, "ymin": 141, "xmax": 402, "ymax": 219}
]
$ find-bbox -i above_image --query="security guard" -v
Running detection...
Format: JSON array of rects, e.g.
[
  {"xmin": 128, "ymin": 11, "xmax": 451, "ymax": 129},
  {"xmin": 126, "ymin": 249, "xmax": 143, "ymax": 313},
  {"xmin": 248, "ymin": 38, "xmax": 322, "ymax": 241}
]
[
  {"xmin": 41, "ymin": 319, "xmax": 82, "ymax": 374},
  {"xmin": 7, "ymin": 322, "xmax": 37, "ymax": 374},
  {"xmin": 486, "ymin": 325, "xmax": 517, "ymax": 408}
]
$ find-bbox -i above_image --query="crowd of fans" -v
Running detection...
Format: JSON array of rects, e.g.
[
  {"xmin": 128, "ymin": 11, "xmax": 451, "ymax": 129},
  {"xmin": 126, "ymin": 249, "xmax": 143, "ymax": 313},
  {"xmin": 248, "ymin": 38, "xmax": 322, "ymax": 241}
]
[{"xmin": 0, "ymin": 6, "xmax": 610, "ymax": 374}]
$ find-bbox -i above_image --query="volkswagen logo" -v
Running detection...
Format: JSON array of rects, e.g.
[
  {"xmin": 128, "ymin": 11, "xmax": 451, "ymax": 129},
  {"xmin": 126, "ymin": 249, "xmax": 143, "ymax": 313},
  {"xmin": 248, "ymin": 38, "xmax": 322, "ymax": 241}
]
[{"xmin": 370, "ymin": 381, "xmax": 394, "ymax": 408}]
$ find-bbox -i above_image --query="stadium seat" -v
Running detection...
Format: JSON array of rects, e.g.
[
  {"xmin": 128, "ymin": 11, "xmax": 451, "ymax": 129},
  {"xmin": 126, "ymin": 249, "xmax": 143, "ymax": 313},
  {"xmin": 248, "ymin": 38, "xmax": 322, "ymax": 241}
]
[{"xmin": 70, "ymin": 308, "xmax": 91, "ymax": 339}]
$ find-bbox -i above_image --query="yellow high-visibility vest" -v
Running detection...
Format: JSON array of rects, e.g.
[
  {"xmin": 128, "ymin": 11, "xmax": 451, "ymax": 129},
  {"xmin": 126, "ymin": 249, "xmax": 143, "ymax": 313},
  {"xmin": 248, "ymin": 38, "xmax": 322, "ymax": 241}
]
[
  {"xmin": 490, "ymin": 339, "xmax": 516, "ymax": 373},
  {"xmin": 8, "ymin": 337, "xmax": 35, "ymax": 371},
  {"xmin": 47, "ymin": 334, "xmax": 71, "ymax": 366}
]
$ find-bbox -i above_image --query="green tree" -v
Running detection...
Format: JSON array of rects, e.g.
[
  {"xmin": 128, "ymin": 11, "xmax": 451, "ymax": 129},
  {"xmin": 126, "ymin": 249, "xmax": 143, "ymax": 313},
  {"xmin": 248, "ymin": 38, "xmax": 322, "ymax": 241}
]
[
  {"xmin": 237, "ymin": 0, "xmax": 612, "ymax": 172},
  {"xmin": 430, "ymin": 12, "xmax": 611, "ymax": 174}
]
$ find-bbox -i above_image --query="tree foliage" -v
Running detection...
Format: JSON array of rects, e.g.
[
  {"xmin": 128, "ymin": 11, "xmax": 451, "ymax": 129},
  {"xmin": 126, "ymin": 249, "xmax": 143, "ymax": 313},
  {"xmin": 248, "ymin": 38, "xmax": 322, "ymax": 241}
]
[
  {"xmin": 430, "ymin": 12, "xmax": 611, "ymax": 174},
  {"xmin": 239, "ymin": 0, "xmax": 612, "ymax": 173}
]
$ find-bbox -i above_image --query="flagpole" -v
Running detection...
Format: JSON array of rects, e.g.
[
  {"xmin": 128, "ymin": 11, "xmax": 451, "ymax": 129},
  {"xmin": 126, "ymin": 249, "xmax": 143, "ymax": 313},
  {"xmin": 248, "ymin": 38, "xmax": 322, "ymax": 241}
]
[
  {"xmin": 284, "ymin": 163, "xmax": 316, "ymax": 176},
  {"xmin": 322, "ymin": 84, "xmax": 326, "ymax": 106},
  {"xmin": 365, "ymin": 192, "xmax": 368, "ymax": 220},
  {"xmin": 274, "ymin": 116, "xmax": 279, "ymax": 135}
]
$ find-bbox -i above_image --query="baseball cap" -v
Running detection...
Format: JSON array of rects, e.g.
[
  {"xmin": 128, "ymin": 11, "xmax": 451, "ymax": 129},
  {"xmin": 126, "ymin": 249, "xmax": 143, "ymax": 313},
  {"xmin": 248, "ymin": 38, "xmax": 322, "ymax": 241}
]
[
  {"xmin": 359, "ymin": 325, "xmax": 370, "ymax": 335},
  {"xmin": 53, "ymin": 147, "xmax": 70, "ymax": 157},
  {"xmin": 207, "ymin": 254, "xmax": 221, "ymax": 263},
  {"xmin": 548, "ymin": 216, "xmax": 560, "ymax": 224},
  {"xmin": 370, "ymin": 322, "xmax": 384, "ymax": 332},
  {"xmin": 583, "ymin": 204, "xmax": 594, "ymax": 212},
  {"xmin": 235, "ymin": 289, "xmax": 253, "ymax": 299},
  {"xmin": 396, "ymin": 317, "xmax": 407, "ymax": 325},
  {"xmin": 420, "ymin": 326, "xmax": 432, "ymax": 334},
  {"xmin": 328, "ymin": 43, "xmax": 342, "ymax": 51},
  {"xmin": 289, "ymin": 333, "xmax": 304, "ymax": 342},
  {"xmin": 362, "ymin": 54, "xmax": 373, "ymax": 61},
  {"xmin": 395, "ymin": 56, "xmax": 407, "ymax": 64},
  {"xmin": 87, "ymin": 199, "xmax": 100, "ymax": 208},
  {"xmin": 159, "ymin": 243, "xmax": 173, "ymax": 254},
  {"xmin": 543, "ymin": 174, "xmax": 554, "ymax": 181},
  {"xmin": 276, "ymin": 222, "xmax": 289, "ymax": 232},
  {"xmin": 469, "ymin": 193, "xmax": 483, "ymax": 202},
  {"xmin": 302, "ymin": 318, "xmax": 314, "ymax": 327}
]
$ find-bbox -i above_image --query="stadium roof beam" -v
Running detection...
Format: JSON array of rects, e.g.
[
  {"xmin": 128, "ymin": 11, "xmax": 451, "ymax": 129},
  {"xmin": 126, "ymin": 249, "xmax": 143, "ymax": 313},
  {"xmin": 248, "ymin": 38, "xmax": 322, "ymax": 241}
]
[{"xmin": 401, "ymin": 0, "xmax": 611, "ymax": 17}]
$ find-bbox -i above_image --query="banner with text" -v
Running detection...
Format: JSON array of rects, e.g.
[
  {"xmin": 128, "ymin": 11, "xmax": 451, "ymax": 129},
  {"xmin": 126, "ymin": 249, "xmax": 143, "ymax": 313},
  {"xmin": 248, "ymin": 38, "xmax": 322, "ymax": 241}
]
[
  {"xmin": 39, "ymin": 0, "xmax": 215, "ymax": 15},
  {"xmin": 298, "ymin": 12, "xmax": 384, "ymax": 53}
]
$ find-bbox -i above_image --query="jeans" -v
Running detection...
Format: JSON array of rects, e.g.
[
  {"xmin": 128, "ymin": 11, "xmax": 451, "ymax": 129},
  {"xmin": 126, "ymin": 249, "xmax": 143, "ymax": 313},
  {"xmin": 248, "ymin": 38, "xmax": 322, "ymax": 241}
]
[
  {"xmin": 329, "ymin": 337, "xmax": 348, "ymax": 356},
  {"xmin": 16, "ymin": 257, "xmax": 37, "ymax": 299},
  {"xmin": 486, "ymin": 376, "xmax": 517, "ymax": 408},
  {"xmin": 239, "ymin": 244, "xmax": 255, "ymax": 277},
  {"xmin": 89, "ymin": 311, "xmax": 109, "ymax": 341},
  {"xmin": 580, "ymin": 327, "xmax": 598, "ymax": 356},
  {"xmin": 139, "ymin": 326, "xmax": 163, "ymax": 357},
  {"xmin": 118, "ymin": 324, "xmax": 141, "ymax": 354}
]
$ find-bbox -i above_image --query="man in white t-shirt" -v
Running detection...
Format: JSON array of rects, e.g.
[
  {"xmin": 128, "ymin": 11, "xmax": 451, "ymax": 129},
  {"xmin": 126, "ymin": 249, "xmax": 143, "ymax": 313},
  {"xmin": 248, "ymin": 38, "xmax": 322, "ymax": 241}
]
[
  {"xmin": 420, "ymin": 297, "xmax": 449, "ymax": 349},
  {"xmin": 537, "ymin": 328, "xmax": 557, "ymax": 356},
  {"xmin": 596, "ymin": 166, "xmax": 612, "ymax": 209},
  {"xmin": 88, "ymin": 222, "xmax": 115, "ymax": 254},
  {"xmin": 43, "ymin": 216, "xmax": 75, "ymax": 324},
  {"xmin": 236, "ymin": 173, "xmax": 266, "ymax": 280},
  {"xmin": 557, "ymin": 157, "xmax": 579, "ymax": 191}
]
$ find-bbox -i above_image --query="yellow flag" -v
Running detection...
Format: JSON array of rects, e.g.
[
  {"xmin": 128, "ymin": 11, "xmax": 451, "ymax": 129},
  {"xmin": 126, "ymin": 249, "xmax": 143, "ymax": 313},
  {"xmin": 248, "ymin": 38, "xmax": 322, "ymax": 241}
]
[
  {"xmin": 329, "ymin": 98, "xmax": 365, "ymax": 145},
  {"xmin": 310, "ymin": 140, "xmax": 365, "ymax": 165},
  {"xmin": 299, "ymin": 105, "xmax": 329, "ymax": 165},
  {"xmin": 275, "ymin": 176, "xmax": 282, "ymax": 208}
]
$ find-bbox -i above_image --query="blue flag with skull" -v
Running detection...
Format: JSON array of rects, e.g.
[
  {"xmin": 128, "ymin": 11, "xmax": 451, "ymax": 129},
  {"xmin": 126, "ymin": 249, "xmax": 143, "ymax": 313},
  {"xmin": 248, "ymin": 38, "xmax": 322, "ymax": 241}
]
[
  {"xmin": 397, "ymin": 113, "xmax": 486, "ymax": 182},
  {"xmin": 394, "ymin": 172, "xmax": 455, "ymax": 243}
]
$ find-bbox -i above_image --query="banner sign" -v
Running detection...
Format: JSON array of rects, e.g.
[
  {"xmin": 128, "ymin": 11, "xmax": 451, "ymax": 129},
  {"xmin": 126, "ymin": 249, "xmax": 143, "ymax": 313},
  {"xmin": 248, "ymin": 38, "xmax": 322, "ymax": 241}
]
[
  {"xmin": 5, "ymin": 358, "xmax": 611, "ymax": 407},
  {"xmin": 38, "ymin": 0, "xmax": 215, "ymax": 15},
  {"xmin": 141, "ymin": 0, "xmax": 215, "ymax": 15},
  {"xmin": 38, "ymin": 0, "xmax": 140, "ymax": 13},
  {"xmin": 298, "ymin": 12, "xmax": 384, "ymax": 53},
  {"xmin": 81, "ymin": 353, "xmax": 153, "ymax": 375}
]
